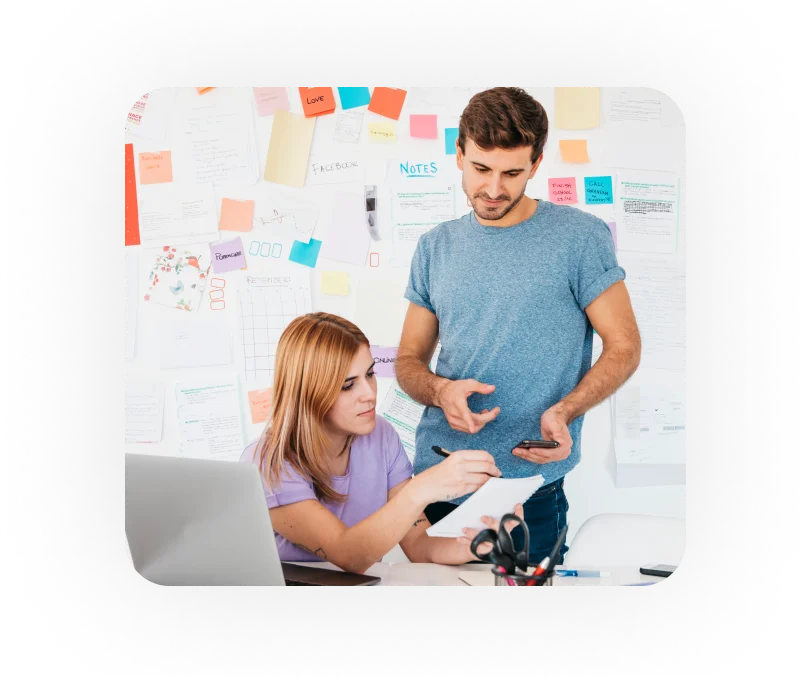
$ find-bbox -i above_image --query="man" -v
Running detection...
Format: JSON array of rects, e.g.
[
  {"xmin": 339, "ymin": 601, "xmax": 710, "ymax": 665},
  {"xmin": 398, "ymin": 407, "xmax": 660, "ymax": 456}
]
[{"xmin": 395, "ymin": 87, "xmax": 641, "ymax": 563}]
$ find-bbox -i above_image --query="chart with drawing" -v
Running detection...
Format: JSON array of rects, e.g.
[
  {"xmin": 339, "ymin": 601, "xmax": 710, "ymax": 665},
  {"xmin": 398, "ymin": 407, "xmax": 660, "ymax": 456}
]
[{"xmin": 238, "ymin": 271, "xmax": 312, "ymax": 382}]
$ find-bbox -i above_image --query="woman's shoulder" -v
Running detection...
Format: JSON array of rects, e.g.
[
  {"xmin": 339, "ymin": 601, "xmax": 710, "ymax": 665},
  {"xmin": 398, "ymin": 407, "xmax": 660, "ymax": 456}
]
[{"xmin": 239, "ymin": 439, "xmax": 311, "ymax": 489}]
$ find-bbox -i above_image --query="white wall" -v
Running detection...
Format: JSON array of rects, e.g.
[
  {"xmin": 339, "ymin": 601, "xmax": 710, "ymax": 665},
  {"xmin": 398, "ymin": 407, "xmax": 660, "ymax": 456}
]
[{"xmin": 125, "ymin": 86, "xmax": 685, "ymax": 543}]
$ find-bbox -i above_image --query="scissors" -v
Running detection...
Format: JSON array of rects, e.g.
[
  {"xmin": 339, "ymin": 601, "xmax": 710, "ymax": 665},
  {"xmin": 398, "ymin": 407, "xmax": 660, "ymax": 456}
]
[{"xmin": 469, "ymin": 513, "xmax": 530, "ymax": 574}]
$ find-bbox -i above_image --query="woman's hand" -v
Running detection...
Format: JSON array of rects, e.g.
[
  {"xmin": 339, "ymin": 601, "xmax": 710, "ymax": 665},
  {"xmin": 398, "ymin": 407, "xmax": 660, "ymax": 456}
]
[
  {"xmin": 410, "ymin": 450, "xmax": 500, "ymax": 505},
  {"xmin": 456, "ymin": 503, "xmax": 525, "ymax": 558}
]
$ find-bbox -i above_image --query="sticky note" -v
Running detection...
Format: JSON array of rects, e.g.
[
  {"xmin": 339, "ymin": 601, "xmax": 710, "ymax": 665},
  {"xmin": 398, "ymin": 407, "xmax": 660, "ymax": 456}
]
[
  {"xmin": 209, "ymin": 237, "xmax": 247, "ymax": 273},
  {"xmin": 607, "ymin": 221, "xmax": 618, "ymax": 250},
  {"xmin": 264, "ymin": 110, "xmax": 316, "ymax": 187},
  {"xmin": 410, "ymin": 114, "xmax": 438, "ymax": 139},
  {"xmin": 219, "ymin": 198, "xmax": 255, "ymax": 231},
  {"xmin": 248, "ymin": 388, "xmax": 273, "ymax": 424},
  {"xmin": 368, "ymin": 87, "xmax": 407, "ymax": 120},
  {"xmin": 445, "ymin": 128, "xmax": 459, "ymax": 155},
  {"xmin": 555, "ymin": 87, "xmax": 600, "ymax": 130},
  {"xmin": 338, "ymin": 87, "xmax": 371, "ymax": 110},
  {"xmin": 321, "ymin": 271, "xmax": 350, "ymax": 296},
  {"xmin": 138, "ymin": 151, "xmax": 172, "ymax": 184},
  {"xmin": 548, "ymin": 177, "xmax": 578, "ymax": 204},
  {"xmin": 253, "ymin": 87, "xmax": 290, "ymax": 116},
  {"xmin": 289, "ymin": 238, "xmax": 322, "ymax": 268},
  {"xmin": 368, "ymin": 122, "xmax": 397, "ymax": 143},
  {"xmin": 370, "ymin": 346, "xmax": 398, "ymax": 378},
  {"xmin": 584, "ymin": 176, "xmax": 614, "ymax": 205},
  {"xmin": 125, "ymin": 143, "xmax": 140, "ymax": 246},
  {"xmin": 559, "ymin": 139, "xmax": 590, "ymax": 163},
  {"xmin": 196, "ymin": 87, "xmax": 214, "ymax": 94},
  {"xmin": 299, "ymin": 87, "xmax": 336, "ymax": 117}
]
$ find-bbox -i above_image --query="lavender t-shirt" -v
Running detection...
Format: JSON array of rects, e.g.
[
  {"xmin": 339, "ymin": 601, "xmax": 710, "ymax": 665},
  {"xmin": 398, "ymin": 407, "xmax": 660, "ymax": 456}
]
[{"xmin": 240, "ymin": 416, "xmax": 413, "ymax": 562}]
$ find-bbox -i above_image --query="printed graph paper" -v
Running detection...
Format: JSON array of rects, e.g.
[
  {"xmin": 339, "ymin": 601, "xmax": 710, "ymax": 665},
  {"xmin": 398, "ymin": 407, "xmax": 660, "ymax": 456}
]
[{"xmin": 238, "ymin": 271, "xmax": 311, "ymax": 383}]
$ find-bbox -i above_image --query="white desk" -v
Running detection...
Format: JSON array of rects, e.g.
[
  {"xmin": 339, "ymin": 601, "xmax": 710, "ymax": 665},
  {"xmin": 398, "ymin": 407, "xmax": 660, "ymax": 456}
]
[{"xmin": 292, "ymin": 561, "xmax": 661, "ymax": 586}]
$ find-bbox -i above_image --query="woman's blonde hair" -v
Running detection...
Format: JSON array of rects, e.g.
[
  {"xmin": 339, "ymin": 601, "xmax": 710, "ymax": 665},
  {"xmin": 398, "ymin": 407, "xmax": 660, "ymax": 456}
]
[{"xmin": 255, "ymin": 312, "xmax": 370, "ymax": 504}]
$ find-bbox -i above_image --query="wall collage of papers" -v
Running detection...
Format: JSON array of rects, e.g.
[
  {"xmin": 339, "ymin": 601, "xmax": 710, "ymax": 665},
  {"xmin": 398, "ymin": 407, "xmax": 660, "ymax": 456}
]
[{"xmin": 125, "ymin": 86, "xmax": 686, "ymax": 490}]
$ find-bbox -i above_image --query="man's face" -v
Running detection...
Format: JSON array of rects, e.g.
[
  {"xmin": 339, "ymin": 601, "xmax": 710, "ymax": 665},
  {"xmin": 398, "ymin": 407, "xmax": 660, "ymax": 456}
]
[{"xmin": 457, "ymin": 138, "xmax": 541, "ymax": 221}]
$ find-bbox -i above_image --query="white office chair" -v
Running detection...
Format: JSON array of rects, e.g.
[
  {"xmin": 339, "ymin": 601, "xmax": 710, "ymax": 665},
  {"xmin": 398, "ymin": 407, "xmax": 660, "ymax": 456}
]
[{"xmin": 564, "ymin": 513, "xmax": 685, "ymax": 568}]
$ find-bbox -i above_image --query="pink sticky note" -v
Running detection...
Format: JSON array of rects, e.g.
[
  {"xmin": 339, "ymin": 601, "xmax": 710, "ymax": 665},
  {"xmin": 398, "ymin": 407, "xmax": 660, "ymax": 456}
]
[
  {"xmin": 370, "ymin": 346, "xmax": 398, "ymax": 378},
  {"xmin": 607, "ymin": 221, "xmax": 618, "ymax": 250},
  {"xmin": 410, "ymin": 114, "xmax": 438, "ymax": 139},
  {"xmin": 138, "ymin": 151, "xmax": 173, "ymax": 184},
  {"xmin": 248, "ymin": 388, "xmax": 273, "ymax": 424},
  {"xmin": 219, "ymin": 198, "xmax": 255, "ymax": 232},
  {"xmin": 253, "ymin": 88, "xmax": 290, "ymax": 116},
  {"xmin": 209, "ymin": 237, "xmax": 247, "ymax": 273},
  {"xmin": 548, "ymin": 177, "xmax": 578, "ymax": 204}
]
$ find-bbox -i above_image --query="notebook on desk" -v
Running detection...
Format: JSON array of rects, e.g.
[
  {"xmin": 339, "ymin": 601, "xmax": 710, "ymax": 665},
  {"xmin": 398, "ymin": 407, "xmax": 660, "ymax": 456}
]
[{"xmin": 125, "ymin": 453, "xmax": 380, "ymax": 586}]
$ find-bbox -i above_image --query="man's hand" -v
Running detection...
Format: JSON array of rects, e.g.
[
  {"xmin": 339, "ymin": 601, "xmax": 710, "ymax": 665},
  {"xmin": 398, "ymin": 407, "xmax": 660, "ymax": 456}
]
[
  {"xmin": 434, "ymin": 379, "xmax": 500, "ymax": 434},
  {"xmin": 512, "ymin": 406, "xmax": 573, "ymax": 464}
]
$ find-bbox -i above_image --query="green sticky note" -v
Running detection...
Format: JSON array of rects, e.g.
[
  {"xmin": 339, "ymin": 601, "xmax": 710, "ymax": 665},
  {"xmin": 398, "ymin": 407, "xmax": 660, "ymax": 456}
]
[{"xmin": 289, "ymin": 238, "xmax": 322, "ymax": 268}]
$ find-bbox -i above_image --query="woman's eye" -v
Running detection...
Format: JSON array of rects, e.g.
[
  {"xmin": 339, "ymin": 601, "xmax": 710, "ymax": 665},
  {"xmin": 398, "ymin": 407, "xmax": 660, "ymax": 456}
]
[
  {"xmin": 342, "ymin": 384, "xmax": 353, "ymax": 391},
  {"xmin": 367, "ymin": 371, "xmax": 375, "ymax": 379}
]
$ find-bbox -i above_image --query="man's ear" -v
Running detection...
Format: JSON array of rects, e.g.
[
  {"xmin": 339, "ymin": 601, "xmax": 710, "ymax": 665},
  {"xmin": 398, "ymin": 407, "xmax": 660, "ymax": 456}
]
[
  {"xmin": 456, "ymin": 145, "xmax": 464, "ymax": 170},
  {"xmin": 529, "ymin": 153, "xmax": 543, "ymax": 178}
]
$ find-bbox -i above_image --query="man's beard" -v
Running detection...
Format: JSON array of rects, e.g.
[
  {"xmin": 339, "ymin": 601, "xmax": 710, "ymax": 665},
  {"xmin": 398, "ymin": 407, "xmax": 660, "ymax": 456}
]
[{"xmin": 463, "ymin": 178, "xmax": 527, "ymax": 221}]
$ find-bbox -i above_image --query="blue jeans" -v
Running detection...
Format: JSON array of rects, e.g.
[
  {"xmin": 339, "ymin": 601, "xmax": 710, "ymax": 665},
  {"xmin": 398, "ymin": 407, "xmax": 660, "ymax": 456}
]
[{"xmin": 424, "ymin": 477, "xmax": 569, "ymax": 565}]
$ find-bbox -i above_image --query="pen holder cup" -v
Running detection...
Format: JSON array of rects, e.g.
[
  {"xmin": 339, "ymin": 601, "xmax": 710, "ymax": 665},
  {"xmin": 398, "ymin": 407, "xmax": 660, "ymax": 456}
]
[{"xmin": 493, "ymin": 569, "xmax": 555, "ymax": 586}]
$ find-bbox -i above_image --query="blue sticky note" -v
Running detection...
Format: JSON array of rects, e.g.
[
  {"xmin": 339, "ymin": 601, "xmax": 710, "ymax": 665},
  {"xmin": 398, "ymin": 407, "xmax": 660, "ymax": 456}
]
[
  {"xmin": 445, "ymin": 127, "xmax": 459, "ymax": 155},
  {"xmin": 338, "ymin": 87, "xmax": 371, "ymax": 110},
  {"xmin": 289, "ymin": 238, "xmax": 322, "ymax": 268},
  {"xmin": 584, "ymin": 176, "xmax": 613, "ymax": 205}
]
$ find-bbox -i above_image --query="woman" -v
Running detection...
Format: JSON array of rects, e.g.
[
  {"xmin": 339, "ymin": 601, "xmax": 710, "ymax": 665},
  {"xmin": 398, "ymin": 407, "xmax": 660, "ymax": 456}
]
[{"xmin": 241, "ymin": 312, "xmax": 522, "ymax": 574}]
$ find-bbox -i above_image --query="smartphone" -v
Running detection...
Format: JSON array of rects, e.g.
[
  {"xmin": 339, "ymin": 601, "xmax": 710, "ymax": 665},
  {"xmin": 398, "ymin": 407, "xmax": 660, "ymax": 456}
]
[
  {"xmin": 639, "ymin": 564, "xmax": 677, "ymax": 578},
  {"xmin": 515, "ymin": 439, "xmax": 560, "ymax": 450}
]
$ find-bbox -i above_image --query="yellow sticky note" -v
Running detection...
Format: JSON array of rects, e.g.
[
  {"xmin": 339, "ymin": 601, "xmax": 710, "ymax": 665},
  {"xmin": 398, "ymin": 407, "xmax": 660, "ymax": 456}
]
[
  {"xmin": 264, "ymin": 110, "xmax": 316, "ymax": 187},
  {"xmin": 321, "ymin": 271, "xmax": 350, "ymax": 296},
  {"xmin": 368, "ymin": 122, "xmax": 397, "ymax": 143},
  {"xmin": 555, "ymin": 88, "xmax": 600, "ymax": 130},
  {"xmin": 247, "ymin": 388, "xmax": 273, "ymax": 425},
  {"xmin": 559, "ymin": 139, "xmax": 590, "ymax": 163},
  {"xmin": 138, "ymin": 150, "xmax": 173, "ymax": 184}
]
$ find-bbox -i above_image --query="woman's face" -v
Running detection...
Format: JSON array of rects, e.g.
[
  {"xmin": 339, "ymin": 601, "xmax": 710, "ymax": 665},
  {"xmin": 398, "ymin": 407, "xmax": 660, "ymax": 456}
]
[{"xmin": 324, "ymin": 344, "xmax": 377, "ymax": 438}]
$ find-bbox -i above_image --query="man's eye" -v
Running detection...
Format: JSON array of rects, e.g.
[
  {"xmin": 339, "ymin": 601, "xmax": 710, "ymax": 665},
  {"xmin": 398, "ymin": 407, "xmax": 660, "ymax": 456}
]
[{"xmin": 475, "ymin": 167, "xmax": 489, "ymax": 172}]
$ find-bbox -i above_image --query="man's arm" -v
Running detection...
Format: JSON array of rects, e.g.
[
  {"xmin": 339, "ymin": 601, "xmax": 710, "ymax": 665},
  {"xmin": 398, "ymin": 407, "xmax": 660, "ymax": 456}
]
[{"xmin": 395, "ymin": 302, "xmax": 444, "ymax": 407}]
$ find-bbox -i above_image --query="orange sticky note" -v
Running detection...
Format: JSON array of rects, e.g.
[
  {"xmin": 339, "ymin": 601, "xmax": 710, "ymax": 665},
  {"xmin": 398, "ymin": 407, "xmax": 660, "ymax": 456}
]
[
  {"xmin": 410, "ymin": 114, "xmax": 438, "ymax": 139},
  {"xmin": 219, "ymin": 198, "xmax": 255, "ymax": 232},
  {"xmin": 548, "ymin": 177, "xmax": 578, "ymax": 204},
  {"xmin": 196, "ymin": 87, "xmax": 214, "ymax": 94},
  {"xmin": 138, "ymin": 151, "xmax": 173, "ymax": 184},
  {"xmin": 368, "ymin": 87, "xmax": 407, "ymax": 120},
  {"xmin": 299, "ymin": 87, "xmax": 336, "ymax": 117},
  {"xmin": 125, "ymin": 143, "xmax": 140, "ymax": 246},
  {"xmin": 559, "ymin": 139, "xmax": 590, "ymax": 163},
  {"xmin": 248, "ymin": 388, "xmax": 273, "ymax": 424}
]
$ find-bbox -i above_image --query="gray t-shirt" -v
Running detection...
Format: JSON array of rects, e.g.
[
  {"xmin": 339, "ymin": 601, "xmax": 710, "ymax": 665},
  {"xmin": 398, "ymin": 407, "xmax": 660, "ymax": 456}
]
[{"xmin": 404, "ymin": 200, "xmax": 624, "ymax": 493}]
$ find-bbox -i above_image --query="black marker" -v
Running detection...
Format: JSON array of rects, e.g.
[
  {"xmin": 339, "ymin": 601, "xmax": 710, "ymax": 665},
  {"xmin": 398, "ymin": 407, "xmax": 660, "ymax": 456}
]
[{"xmin": 431, "ymin": 446, "xmax": 503, "ymax": 477}]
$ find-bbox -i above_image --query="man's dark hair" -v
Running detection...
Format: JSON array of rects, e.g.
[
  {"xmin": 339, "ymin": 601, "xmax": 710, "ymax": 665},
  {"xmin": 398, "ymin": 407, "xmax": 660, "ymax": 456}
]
[{"xmin": 458, "ymin": 87, "xmax": 549, "ymax": 164}]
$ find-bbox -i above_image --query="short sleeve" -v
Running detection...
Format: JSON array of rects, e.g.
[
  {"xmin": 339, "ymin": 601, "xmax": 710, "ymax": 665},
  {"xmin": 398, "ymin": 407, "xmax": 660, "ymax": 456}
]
[
  {"xmin": 573, "ymin": 220, "xmax": 626, "ymax": 310},
  {"xmin": 383, "ymin": 422, "xmax": 414, "ymax": 491},
  {"xmin": 239, "ymin": 440, "xmax": 316, "ymax": 509},
  {"xmin": 404, "ymin": 236, "xmax": 435, "ymax": 314}
]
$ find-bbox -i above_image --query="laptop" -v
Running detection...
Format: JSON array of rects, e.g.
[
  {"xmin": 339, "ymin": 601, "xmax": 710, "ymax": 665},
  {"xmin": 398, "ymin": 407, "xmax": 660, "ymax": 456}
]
[{"xmin": 125, "ymin": 453, "xmax": 380, "ymax": 586}]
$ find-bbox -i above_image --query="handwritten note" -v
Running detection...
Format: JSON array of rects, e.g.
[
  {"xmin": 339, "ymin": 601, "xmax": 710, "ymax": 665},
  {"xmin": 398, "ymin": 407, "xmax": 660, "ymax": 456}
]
[
  {"xmin": 139, "ymin": 151, "xmax": 173, "ymax": 184},
  {"xmin": 209, "ymin": 237, "xmax": 247, "ymax": 273},
  {"xmin": 308, "ymin": 157, "xmax": 363, "ymax": 186},
  {"xmin": 370, "ymin": 346, "xmax": 398, "ymax": 378},
  {"xmin": 219, "ymin": 198, "xmax": 255, "ymax": 231},
  {"xmin": 368, "ymin": 87, "xmax": 407, "ymax": 120},
  {"xmin": 559, "ymin": 139, "xmax": 590, "ymax": 163},
  {"xmin": 410, "ymin": 114, "xmax": 438, "ymax": 139},
  {"xmin": 368, "ymin": 122, "xmax": 397, "ymax": 143},
  {"xmin": 444, "ymin": 128, "xmax": 459, "ymax": 155},
  {"xmin": 253, "ymin": 87, "xmax": 290, "ymax": 116},
  {"xmin": 321, "ymin": 271, "xmax": 350, "ymax": 296},
  {"xmin": 548, "ymin": 177, "xmax": 578, "ymax": 204},
  {"xmin": 584, "ymin": 176, "xmax": 614, "ymax": 204},
  {"xmin": 247, "ymin": 388, "xmax": 273, "ymax": 424},
  {"xmin": 337, "ymin": 87, "xmax": 371, "ymax": 110},
  {"xmin": 299, "ymin": 87, "xmax": 335, "ymax": 117},
  {"xmin": 264, "ymin": 110, "xmax": 316, "ymax": 187}
]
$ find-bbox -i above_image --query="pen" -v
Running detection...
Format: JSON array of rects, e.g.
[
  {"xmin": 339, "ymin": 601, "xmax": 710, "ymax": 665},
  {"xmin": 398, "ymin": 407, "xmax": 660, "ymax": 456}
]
[
  {"xmin": 431, "ymin": 446, "xmax": 503, "ymax": 477},
  {"xmin": 554, "ymin": 570, "xmax": 611, "ymax": 578}
]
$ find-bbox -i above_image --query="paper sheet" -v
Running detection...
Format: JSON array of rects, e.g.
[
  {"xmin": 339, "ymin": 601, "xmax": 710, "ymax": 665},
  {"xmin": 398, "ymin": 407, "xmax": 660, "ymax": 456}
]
[
  {"xmin": 370, "ymin": 346, "xmax": 398, "ymax": 378},
  {"xmin": 125, "ymin": 382, "xmax": 164, "ymax": 443},
  {"xmin": 252, "ymin": 87, "xmax": 289, "ymax": 116},
  {"xmin": 126, "ymin": 251, "xmax": 138, "ymax": 362},
  {"xmin": 379, "ymin": 380, "xmax": 425, "ymax": 462},
  {"xmin": 157, "ymin": 318, "xmax": 232, "ymax": 369},
  {"xmin": 555, "ymin": 87, "xmax": 600, "ymax": 129},
  {"xmin": 137, "ymin": 184, "xmax": 218, "ymax": 245},
  {"xmin": 354, "ymin": 279, "xmax": 409, "ymax": 345},
  {"xmin": 426, "ymin": 475, "xmax": 546, "ymax": 538},
  {"xmin": 176, "ymin": 380, "xmax": 244, "ymax": 460},
  {"xmin": 389, "ymin": 183, "xmax": 455, "ymax": 267},
  {"xmin": 264, "ymin": 109, "xmax": 316, "ymax": 187},
  {"xmin": 125, "ymin": 88, "xmax": 175, "ymax": 141},
  {"xmin": 143, "ymin": 243, "xmax": 212, "ymax": 312},
  {"xmin": 253, "ymin": 189, "xmax": 319, "ymax": 245},
  {"xmin": 307, "ymin": 155, "xmax": 363, "ymax": 186},
  {"xmin": 318, "ymin": 192, "xmax": 371, "ymax": 266},
  {"xmin": 615, "ymin": 171, "xmax": 680, "ymax": 253},
  {"xmin": 334, "ymin": 110, "xmax": 363, "ymax": 143}
]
